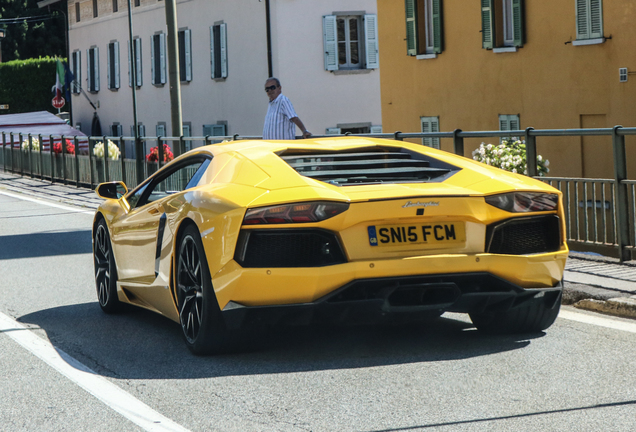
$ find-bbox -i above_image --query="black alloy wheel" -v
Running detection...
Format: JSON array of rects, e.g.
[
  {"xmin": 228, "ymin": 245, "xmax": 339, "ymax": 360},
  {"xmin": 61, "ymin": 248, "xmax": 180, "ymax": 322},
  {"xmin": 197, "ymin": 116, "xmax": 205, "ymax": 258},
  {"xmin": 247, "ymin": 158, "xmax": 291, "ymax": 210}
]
[
  {"xmin": 176, "ymin": 224, "xmax": 231, "ymax": 355},
  {"xmin": 94, "ymin": 219, "xmax": 121, "ymax": 313}
]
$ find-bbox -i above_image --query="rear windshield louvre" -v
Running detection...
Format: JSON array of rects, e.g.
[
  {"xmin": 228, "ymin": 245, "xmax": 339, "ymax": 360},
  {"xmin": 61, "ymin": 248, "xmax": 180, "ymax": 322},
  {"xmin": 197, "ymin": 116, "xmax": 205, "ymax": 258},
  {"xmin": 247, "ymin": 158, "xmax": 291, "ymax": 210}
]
[{"xmin": 280, "ymin": 147, "xmax": 460, "ymax": 186}]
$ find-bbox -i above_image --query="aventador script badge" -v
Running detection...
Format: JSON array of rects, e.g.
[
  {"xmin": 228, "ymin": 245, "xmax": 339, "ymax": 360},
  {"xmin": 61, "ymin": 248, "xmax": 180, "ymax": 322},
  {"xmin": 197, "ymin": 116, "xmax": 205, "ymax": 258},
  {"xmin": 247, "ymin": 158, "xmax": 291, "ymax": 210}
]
[{"xmin": 402, "ymin": 200, "xmax": 440, "ymax": 209}]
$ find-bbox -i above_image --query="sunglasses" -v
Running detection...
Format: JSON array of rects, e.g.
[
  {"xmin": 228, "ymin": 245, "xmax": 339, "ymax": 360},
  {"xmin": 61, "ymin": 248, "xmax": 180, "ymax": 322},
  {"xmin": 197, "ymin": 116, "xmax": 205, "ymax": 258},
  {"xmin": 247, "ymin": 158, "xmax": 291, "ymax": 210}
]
[{"xmin": 264, "ymin": 85, "xmax": 278, "ymax": 92}]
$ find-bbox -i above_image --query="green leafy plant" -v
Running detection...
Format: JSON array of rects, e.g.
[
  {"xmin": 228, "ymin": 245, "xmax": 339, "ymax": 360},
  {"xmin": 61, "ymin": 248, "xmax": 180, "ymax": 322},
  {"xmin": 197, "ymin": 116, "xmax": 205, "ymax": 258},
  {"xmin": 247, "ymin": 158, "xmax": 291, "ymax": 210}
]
[{"xmin": 472, "ymin": 139, "xmax": 549, "ymax": 176}]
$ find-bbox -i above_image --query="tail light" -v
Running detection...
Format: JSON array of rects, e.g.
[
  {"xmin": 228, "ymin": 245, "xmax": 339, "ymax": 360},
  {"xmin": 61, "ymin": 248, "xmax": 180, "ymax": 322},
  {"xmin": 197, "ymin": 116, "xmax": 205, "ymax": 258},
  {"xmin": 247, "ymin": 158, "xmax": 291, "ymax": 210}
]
[
  {"xmin": 243, "ymin": 202, "xmax": 349, "ymax": 225},
  {"xmin": 486, "ymin": 192, "xmax": 558, "ymax": 213}
]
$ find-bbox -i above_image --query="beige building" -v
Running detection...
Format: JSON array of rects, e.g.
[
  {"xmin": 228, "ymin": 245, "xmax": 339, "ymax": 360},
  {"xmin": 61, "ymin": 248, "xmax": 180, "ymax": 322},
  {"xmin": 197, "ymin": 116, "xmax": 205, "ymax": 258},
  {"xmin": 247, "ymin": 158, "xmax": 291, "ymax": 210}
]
[{"xmin": 377, "ymin": 0, "xmax": 636, "ymax": 178}]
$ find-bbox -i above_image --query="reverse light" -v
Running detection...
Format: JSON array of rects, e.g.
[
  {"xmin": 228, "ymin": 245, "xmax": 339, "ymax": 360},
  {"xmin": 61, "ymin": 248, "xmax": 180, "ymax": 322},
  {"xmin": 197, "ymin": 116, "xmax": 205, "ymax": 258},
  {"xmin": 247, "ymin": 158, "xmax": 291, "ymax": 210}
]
[
  {"xmin": 485, "ymin": 192, "xmax": 558, "ymax": 213},
  {"xmin": 243, "ymin": 202, "xmax": 350, "ymax": 225}
]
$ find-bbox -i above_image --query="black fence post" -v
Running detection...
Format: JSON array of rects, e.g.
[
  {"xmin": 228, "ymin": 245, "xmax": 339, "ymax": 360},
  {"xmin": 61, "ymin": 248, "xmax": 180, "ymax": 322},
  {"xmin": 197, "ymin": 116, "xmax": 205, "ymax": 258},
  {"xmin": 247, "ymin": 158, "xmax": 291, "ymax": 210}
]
[
  {"xmin": 74, "ymin": 136, "xmax": 80, "ymax": 187},
  {"xmin": 612, "ymin": 126, "xmax": 630, "ymax": 261},
  {"xmin": 394, "ymin": 131, "xmax": 403, "ymax": 141},
  {"xmin": 120, "ymin": 136, "xmax": 126, "ymax": 186},
  {"xmin": 453, "ymin": 129, "xmax": 464, "ymax": 156},
  {"xmin": 525, "ymin": 127, "xmax": 537, "ymax": 177}
]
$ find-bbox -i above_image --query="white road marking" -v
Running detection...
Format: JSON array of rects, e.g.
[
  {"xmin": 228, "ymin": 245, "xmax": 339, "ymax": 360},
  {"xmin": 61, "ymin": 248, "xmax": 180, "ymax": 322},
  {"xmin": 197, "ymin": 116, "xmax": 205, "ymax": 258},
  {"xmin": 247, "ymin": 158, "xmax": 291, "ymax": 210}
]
[
  {"xmin": 0, "ymin": 190, "xmax": 95, "ymax": 215},
  {"xmin": 559, "ymin": 309, "xmax": 636, "ymax": 334},
  {"xmin": 0, "ymin": 311, "xmax": 191, "ymax": 432}
]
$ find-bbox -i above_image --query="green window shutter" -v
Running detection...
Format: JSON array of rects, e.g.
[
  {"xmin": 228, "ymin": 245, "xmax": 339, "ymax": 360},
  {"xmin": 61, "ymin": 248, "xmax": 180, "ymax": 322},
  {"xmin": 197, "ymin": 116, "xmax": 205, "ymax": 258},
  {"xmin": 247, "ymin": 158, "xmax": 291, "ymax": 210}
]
[
  {"xmin": 432, "ymin": 0, "xmax": 443, "ymax": 54},
  {"xmin": 589, "ymin": 0, "xmax": 603, "ymax": 38},
  {"xmin": 220, "ymin": 23, "xmax": 228, "ymax": 78},
  {"xmin": 323, "ymin": 15, "xmax": 338, "ymax": 70},
  {"xmin": 364, "ymin": 14, "xmax": 380, "ymax": 69},
  {"xmin": 512, "ymin": 0, "xmax": 524, "ymax": 47},
  {"xmin": 405, "ymin": 0, "xmax": 417, "ymax": 56},
  {"xmin": 421, "ymin": 116, "xmax": 440, "ymax": 149},
  {"xmin": 576, "ymin": 0, "xmax": 589, "ymax": 39},
  {"xmin": 481, "ymin": 0, "xmax": 495, "ymax": 50}
]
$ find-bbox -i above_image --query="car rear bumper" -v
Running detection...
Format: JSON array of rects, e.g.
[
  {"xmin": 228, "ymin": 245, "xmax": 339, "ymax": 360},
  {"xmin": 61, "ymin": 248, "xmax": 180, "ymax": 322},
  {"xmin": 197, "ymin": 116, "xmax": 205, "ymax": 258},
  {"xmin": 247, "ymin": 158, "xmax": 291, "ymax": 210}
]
[{"xmin": 220, "ymin": 272, "xmax": 563, "ymax": 330}]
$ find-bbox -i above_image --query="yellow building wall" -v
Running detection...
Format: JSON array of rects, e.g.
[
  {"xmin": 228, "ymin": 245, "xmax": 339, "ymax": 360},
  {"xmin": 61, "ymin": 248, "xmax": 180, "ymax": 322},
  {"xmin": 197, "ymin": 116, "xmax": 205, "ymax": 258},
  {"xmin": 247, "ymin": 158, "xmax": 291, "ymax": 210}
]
[{"xmin": 377, "ymin": 0, "xmax": 636, "ymax": 178}]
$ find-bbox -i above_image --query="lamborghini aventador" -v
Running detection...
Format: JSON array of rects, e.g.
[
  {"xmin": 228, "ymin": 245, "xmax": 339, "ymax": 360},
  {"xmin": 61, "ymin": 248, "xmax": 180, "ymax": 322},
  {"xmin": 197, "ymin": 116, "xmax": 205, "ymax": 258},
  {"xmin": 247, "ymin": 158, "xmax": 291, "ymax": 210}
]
[{"xmin": 93, "ymin": 137, "xmax": 567, "ymax": 354}]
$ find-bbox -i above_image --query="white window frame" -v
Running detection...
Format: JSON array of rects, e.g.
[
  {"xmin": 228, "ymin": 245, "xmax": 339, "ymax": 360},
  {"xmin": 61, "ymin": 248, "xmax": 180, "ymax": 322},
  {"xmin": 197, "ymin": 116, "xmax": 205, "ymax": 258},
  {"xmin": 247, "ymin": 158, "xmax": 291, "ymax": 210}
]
[
  {"xmin": 107, "ymin": 41, "xmax": 120, "ymax": 90},
  {"xmin": 421, "ymin": 116, "xmax": 440, "ymax": 149},
  {"xmin": 71, "ymin": 50, "xmax": 81, "ymax": 94},
  {"xmin": 210, "ymin": 23, "xmax": 228, "ymax": 79},
  {"xmin": 128, "ymin": 38, "xmax": 142, "ymax": 87},
  {"xmin": 151, "ymin": 33, "xmax": 166, "ymax": 85},
  {"xmin": 178, "ymin": 29, "xmax": 192, "ymax": 82},
  {"xmin": 87, "ymin": 46, "xmax": 99, "ymax": 93},
  {"xmin": 323, "ymin": 13, "xmax": 378, "ymax": 71}
]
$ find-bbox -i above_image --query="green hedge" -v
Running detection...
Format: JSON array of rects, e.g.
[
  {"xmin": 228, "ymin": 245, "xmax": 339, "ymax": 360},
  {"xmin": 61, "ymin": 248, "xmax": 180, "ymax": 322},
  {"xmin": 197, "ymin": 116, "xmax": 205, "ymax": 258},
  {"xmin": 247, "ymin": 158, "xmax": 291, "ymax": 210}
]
[{"xmin": 0, "ymin": 57, "xmax": 68, "ymax": 115}]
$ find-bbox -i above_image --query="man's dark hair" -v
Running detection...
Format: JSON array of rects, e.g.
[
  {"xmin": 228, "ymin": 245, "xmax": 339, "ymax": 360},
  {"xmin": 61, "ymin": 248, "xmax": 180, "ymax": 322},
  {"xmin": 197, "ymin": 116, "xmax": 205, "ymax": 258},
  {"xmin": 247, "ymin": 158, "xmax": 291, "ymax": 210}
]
[{"xmin": 266, "ymin": 77, "xmax": 281, "ymax": 87}]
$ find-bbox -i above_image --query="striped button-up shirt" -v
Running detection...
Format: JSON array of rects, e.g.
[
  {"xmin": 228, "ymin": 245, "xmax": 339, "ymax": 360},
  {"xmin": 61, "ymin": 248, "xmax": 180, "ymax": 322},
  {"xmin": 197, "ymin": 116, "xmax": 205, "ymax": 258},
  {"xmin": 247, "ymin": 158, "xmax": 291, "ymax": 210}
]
[{"xmin": 263, "ymin": 94, "xmax": 298, "ymax": 140}]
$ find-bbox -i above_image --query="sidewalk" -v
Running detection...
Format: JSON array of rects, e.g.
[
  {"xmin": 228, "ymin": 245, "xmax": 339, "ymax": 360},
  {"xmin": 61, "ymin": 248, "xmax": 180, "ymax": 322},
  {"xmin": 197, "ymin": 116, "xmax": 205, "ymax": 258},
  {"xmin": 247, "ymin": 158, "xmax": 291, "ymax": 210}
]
[{"xmin": 2, "ymin": 170, "xmax": 636, "ymax": 319}]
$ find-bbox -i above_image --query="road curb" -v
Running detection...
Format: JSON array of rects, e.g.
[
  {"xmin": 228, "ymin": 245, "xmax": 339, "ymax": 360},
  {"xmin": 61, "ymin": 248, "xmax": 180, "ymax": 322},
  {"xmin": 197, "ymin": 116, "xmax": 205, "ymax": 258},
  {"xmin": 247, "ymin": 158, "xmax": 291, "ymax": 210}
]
[{"xmin": 573, "ymin": 296, "xmax": 636, "ymax": 319}]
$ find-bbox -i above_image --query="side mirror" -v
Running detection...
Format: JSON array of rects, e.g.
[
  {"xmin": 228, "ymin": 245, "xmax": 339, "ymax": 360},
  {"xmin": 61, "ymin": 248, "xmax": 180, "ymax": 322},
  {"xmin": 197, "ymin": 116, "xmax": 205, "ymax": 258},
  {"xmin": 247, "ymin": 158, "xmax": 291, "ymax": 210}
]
[{"xmin": 95, "ymin": 181, "xmax": 128, "ymax": 200}]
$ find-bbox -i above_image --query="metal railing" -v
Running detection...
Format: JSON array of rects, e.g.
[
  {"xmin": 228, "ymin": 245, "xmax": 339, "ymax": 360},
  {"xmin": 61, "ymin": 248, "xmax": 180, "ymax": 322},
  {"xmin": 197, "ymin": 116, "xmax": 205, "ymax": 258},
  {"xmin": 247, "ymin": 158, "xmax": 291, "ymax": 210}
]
[{"xmin": 1, "ymin": 127, "xmax": 635, "ymax": 261}]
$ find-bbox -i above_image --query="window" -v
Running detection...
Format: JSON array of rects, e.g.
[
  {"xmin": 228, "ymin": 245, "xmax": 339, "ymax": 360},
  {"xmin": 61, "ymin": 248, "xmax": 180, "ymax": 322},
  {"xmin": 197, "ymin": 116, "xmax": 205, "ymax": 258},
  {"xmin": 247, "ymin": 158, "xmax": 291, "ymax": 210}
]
[
  {"xmin": 499, "ymin": 114, "xmax": 520, "ymax": 141},
  {"xmin": 75, "ymin": 2, "xmax": 80, "ymax": 22},
  {"xmin": 110, "ymin": 124, "xmax": 123, "ymax": 137},
  {"xmin": 481, "ymin": 0, "xmax": 524, "ymax": 50},
  {"xmin": 112, "ymin": 0, "xmax": 118, "ymax": 13},
  {"xmin": 131, "ymin": 123, "xmax": 146, "ymax": 138},
  {"xmin": 575, "ymin": 0, "xmax": 603, "ymax": 41},
  {"xmin": 405, "ymin": 0, "xmax": 443, "ymax": 56},
  {"xmin": 178, "ymin": 29, "xmax": 192, "ymax": 82},
  {"xmin": 87, "ymin": 47, "xmax": 100, "ymax": 93},
  {"xmin": 210, "ymin": 24, "xmax": 228, "ymax": 79},
  {"xmin": 71, "ymin": 51, "xmax": 81, "ymax": 94},
  {"xmin": 421, "ymin": 117, "xmax": 440, "ymax": 149},
  {"xmin": 107, "ymin": 41, "xmax": 120, "ymax": 90},
  {"xmin": 151, "ymin": 33, "xmax": 166, "ymax": 85},
  {"xmin": 128, "ymin": 38, "xmax": 142, "ymax": 87},
  {"xmin": 182, "ymin": 123, "xmax": 191, "ymax": 151},
  {"xmin": 323, "ymin": 14, "xmax": 378, "ymax": 71},
  {"xmin": 128, "ymin": 157, "xmax": 211, "ymax": 209},
  {"xmin": 156, "ymin": 123, "xmax": 166, "ymax": 137},
  {"xmin": 93, "ymin": 0, "xmax": 98, "ymax": 18},
  {"xmin": 203, "ymin": 124, "xmax": 227, "ymax": 143},
  {"xmin": 134, "ymin": 0, "xmax": 140, "ymax": 6}
]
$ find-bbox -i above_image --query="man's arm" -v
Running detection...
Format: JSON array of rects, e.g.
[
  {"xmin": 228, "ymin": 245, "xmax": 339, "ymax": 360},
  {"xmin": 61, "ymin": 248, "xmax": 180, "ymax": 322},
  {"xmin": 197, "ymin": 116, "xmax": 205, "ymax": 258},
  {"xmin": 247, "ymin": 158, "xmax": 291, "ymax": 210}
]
[{"xmin": 290, "ymin": 117, "xmax": 311, "ymax": 139}]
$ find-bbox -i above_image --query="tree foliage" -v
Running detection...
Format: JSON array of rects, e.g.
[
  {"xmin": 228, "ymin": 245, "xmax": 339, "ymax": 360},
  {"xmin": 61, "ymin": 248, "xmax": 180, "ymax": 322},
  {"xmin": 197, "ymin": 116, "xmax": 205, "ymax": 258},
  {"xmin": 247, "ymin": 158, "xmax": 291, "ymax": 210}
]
[
  {"xmin": 0, "ymin": 57, "xmax": 63, "ymax": 114},
  {"xmin": 0, "ymin": 0, "xmax": 66, "ymax": 62}
]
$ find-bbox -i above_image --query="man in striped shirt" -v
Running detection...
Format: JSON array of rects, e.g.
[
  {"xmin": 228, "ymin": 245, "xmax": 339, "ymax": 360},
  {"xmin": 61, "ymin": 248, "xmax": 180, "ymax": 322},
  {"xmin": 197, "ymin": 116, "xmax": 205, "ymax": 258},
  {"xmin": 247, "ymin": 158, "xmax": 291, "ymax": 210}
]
[{"xmin": 262, "ymin": 77, "xmax": 311, "ymax": 140}]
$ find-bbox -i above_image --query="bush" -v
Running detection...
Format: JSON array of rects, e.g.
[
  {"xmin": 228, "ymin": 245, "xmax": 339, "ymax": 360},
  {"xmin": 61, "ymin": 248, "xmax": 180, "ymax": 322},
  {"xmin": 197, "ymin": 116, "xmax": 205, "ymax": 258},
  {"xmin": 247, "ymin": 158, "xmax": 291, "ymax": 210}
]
[
  {"xmin": 472, "ymin": 139, "xmax": 549, "ymax": 176},
  {"xmin": 0, "ymin": 57, "xmax": 66, "ymax": 114}
]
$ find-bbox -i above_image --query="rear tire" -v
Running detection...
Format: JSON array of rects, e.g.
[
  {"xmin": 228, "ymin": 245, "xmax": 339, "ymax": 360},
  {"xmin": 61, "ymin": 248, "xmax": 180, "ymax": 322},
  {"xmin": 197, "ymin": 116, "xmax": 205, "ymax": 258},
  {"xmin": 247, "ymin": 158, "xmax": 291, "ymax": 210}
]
[
  {"xmin": 94, "ymin": 219, "xmax": 122, "ymax": 314},
  {"xmin": 176, "ymin": 224, "xmax": 233, "ymax": 355},
  {"xmin": 469, "ymin": 291, "xmax": 562, "ymax": 334}
]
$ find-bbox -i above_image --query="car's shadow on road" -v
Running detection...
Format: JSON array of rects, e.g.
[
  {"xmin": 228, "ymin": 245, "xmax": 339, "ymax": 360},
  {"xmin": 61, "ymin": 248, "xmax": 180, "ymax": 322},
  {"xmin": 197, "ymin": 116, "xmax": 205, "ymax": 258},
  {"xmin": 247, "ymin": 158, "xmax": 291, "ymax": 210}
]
[{"xmin": 18, "ymin": 302, "xmax": 544, "ymax": 380}]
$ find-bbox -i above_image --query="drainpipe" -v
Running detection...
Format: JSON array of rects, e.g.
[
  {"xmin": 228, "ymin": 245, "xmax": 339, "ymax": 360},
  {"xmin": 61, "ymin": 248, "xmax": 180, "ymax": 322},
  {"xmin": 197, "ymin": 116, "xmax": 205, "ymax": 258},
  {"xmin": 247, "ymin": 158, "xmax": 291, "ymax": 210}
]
[{"xmin": 265, "ymin": 0, "xmax": 273, "ymax": 77}]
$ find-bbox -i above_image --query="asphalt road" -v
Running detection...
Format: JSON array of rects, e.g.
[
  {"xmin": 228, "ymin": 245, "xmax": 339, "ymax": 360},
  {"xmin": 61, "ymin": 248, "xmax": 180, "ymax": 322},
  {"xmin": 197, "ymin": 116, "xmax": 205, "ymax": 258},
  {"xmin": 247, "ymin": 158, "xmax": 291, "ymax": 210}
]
[{"xmin": 2, "ymin": 191, "xmax": 636, "ymax": 432}]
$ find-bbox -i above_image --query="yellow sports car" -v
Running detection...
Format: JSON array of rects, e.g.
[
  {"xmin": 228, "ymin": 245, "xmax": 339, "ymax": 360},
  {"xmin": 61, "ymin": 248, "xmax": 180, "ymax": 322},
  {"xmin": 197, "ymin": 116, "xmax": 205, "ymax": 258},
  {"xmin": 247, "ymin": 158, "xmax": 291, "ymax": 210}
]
[{"xmin": 93, "ymin": 137, "xmax": 567, "ymax": 354}]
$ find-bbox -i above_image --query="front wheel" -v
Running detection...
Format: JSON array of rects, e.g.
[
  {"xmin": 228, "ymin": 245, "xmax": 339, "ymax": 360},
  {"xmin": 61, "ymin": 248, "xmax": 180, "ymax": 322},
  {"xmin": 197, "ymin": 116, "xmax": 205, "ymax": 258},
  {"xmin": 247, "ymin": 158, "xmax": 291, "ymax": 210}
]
[
  {"xmin": 176, "ymin": 225, "xmax": 233, "ymax": 355},
  {"xmin": 469, "ymin": 291, "xmax": 562, "ymax": 334},
  {"xmin": 93, "ymin": 219, "xmax": 122, "ymax": 313}
]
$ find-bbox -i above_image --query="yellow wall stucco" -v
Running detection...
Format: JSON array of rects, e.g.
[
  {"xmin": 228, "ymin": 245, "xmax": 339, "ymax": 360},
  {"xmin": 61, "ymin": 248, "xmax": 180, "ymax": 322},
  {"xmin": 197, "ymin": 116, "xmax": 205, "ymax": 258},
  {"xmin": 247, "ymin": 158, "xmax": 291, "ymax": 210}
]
[{"xmin": 377, "ymin": 0, "xmax": 636, "ymax": 178}]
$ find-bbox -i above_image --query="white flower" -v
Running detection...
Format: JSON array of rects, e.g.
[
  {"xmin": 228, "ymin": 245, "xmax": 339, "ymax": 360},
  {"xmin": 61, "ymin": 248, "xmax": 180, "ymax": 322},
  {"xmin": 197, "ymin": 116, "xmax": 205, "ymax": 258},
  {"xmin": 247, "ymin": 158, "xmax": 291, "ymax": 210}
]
[{"xmin": 93, "ymin": 140, "xmax": 121, "ymax": 161}]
